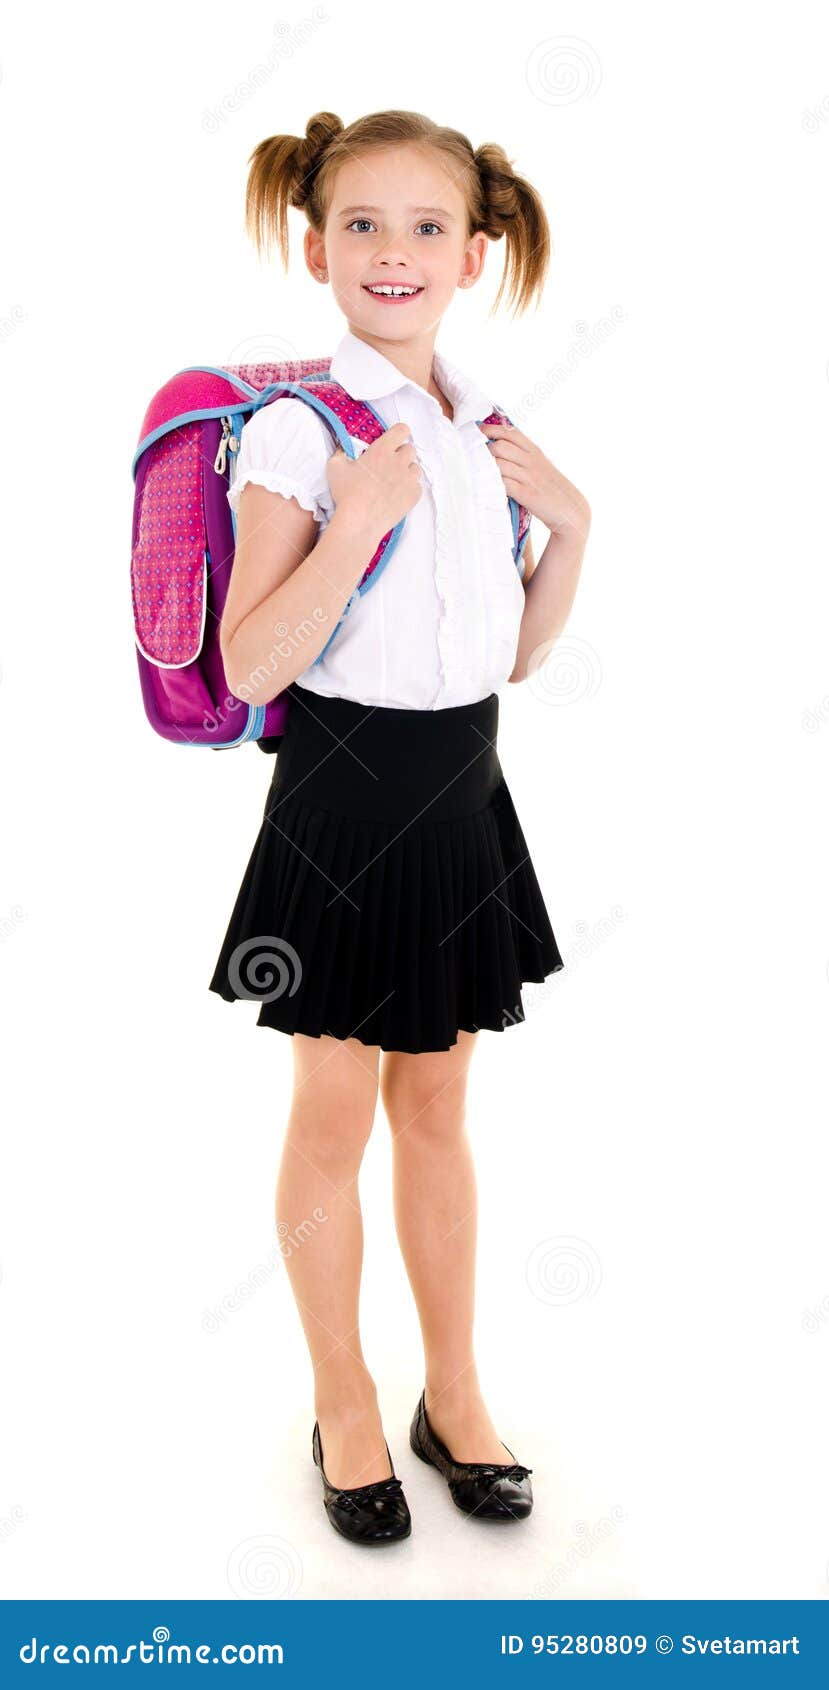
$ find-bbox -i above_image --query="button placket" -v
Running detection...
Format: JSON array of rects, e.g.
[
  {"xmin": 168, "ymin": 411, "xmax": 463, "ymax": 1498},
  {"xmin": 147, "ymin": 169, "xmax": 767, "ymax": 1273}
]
[{"xmin": 432, "ymin": 424, "xmax": 483, "ymax": 709}]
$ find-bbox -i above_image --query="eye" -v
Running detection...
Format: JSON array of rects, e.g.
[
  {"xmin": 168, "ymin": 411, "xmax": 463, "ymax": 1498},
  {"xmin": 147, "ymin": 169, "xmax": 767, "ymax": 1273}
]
[{"xmin": 344, "ymin": 219, "xmax": 444, "ymax": 236}]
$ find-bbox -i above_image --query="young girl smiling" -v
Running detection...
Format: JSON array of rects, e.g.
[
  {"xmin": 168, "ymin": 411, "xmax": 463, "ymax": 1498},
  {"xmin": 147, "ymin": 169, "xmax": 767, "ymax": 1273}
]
[{"xmin": 209, "ymin": 109, "xmax": 590, "ymax": 1546}]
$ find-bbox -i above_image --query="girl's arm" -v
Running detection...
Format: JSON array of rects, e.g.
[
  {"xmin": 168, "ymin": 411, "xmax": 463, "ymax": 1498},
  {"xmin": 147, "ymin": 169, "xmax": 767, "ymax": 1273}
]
[
  {"xmin": 220, "ymin": 490, "xmax": 384, "ymax": 705},
  {"xmin": 477, "ymin": 422, "xmax": 591, "ymax": 685},
  {"xmin": 221, "ymin": 422, "xmax": 420, "ymax": 706},
  {"xmin": 508, "ymin": 520, "xmax": 590, "ymax": 684}
]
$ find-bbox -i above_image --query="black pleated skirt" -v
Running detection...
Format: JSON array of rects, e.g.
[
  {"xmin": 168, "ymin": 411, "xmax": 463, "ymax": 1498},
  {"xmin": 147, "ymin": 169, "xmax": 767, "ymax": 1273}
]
[{"xmin": 208, "ymin": 682, "xmax": 564, "ymax": 1053}]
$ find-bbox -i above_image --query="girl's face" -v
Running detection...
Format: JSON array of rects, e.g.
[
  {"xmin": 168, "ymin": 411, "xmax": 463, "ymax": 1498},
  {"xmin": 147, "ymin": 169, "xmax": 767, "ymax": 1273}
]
[{"xmin": 306, "ymin": 144, "xmax": 488, "ymax": 344}]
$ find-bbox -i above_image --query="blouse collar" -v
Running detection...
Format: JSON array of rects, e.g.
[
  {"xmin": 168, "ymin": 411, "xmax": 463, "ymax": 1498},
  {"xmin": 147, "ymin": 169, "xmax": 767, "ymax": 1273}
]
[{"xmin": 328, "ymin": 328, "xmax": 496, "ymax": 430}]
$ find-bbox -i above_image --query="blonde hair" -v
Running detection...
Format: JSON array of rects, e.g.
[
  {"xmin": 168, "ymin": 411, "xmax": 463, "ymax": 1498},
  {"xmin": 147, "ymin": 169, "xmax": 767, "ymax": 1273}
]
[{"xmin": 244, "ymin": 108, "xmax": 552, "ymax": 317}]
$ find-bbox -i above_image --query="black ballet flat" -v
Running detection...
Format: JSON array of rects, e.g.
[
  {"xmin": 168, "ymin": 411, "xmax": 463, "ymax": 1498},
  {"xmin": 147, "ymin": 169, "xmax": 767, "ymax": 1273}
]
[
  {"xmin": 409, "ymin": 1390, "xmax": 533, "ymax": 1521},
  {"xmin": 312, "ymin": 1421, "xmax": 412, "ymax": 1545}
]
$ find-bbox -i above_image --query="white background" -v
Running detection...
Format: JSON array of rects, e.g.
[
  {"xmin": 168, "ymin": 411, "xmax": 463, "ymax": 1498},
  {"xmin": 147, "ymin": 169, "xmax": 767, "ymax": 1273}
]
[{"xmin": 1, "ymin": 0, "xmax": 828, "ymax": 1603}]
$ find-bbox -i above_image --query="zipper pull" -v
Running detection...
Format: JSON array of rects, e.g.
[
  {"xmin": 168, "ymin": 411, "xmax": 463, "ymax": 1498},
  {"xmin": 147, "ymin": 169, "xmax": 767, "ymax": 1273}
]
[{"xmin": 213, "ymin": 416, "xmax": 232, "ymax": 476}]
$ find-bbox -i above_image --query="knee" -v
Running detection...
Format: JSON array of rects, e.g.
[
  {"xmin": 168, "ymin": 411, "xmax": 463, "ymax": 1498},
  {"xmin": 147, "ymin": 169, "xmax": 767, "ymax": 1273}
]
[
  {"xmin": 381, "ymin": 1072, "xmax": 468, "ymax": 1143},
  {"xmin": 289, "ymin": 1098, "xmax": 377, "ymax": 1170},
  {"xmin": 288, "ymin": 1068, "xmax": 378, "ymax": 1169}
]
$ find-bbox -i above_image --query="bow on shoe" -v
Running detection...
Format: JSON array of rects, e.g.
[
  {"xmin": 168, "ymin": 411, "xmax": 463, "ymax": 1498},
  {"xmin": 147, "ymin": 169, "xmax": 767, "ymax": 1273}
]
[
  {"xmin": 333, "ymin": 1475, "xmax": 405, "ymax": 1509},
  {"xmin": 457, "ymin": 1464, "xmax": 532, "ymax": 1482}
]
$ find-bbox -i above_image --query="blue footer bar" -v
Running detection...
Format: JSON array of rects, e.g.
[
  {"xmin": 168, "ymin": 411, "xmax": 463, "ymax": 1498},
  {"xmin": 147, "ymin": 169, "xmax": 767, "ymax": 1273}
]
[{"xmin": 0, "ymin": 1601, "xmax": 827, "ymax": 1685}]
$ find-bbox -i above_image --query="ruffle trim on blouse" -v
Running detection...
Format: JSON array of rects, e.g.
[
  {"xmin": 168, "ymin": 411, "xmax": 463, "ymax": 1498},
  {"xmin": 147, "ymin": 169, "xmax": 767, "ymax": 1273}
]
[
  {"xmin": 226, "ymin": 398, "xmax": 334, "ymax": 524},
  {"xmin": 227, "ymin": 470, "xmax": 323, "ymax": 522},
  {"xmin": 467, "ymin": 430, "xmax": 527, "ymax": 673},
  {"xmin": 417, "ymin": 427, "xmax": 525, "ymax": 696}
]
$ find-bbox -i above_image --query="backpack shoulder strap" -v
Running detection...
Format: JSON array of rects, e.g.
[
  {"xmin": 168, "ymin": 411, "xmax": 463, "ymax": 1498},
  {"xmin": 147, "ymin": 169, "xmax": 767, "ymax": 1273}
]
[
  {"xmin": 278, "ymin": 383, "xmax": 531, "ymax": 578},
  {"xmin": 252, "ymin": 374, "xmax": 385, "ymax": 453},
  {"xmin": 249, "ymin": 379, "xmax": 404, "ymax": 672},
  {"xmin": 477, "ymin": 406, "xmax": 532, "ymax": 575},
  {"xmin": 252, "ymin": 378, "xmax": 405, "ymax": 612}
]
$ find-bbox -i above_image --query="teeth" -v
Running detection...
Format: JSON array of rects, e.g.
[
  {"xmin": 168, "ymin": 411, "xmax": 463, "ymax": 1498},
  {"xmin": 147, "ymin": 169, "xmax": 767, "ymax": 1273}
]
[{"xmin": 366, "ymin": 285, "xmax": 420, "ymax": 296}]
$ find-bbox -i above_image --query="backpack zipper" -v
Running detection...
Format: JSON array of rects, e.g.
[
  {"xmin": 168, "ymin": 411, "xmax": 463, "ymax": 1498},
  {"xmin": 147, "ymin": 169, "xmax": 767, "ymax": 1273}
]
[
  {"xmin": 209, "ymin": 423, "xmax": 264, "ymax": 745},
  {"xmin": 213, "ymin": 415, "xmax": 239, "ymax": 476}
]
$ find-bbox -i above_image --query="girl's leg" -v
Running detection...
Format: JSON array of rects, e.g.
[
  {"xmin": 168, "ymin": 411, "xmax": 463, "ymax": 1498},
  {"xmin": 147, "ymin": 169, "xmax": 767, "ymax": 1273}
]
[
  {"xmin": 379, "ymin": 1032, "xmax": 515, "ymax": 1463},
  {"xmin": 276, "ymin": 1031, "xmax": 391, "ymax": 1489}
]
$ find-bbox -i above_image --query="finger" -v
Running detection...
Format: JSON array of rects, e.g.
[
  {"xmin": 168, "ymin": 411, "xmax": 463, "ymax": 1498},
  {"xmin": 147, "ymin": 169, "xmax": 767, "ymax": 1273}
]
[
  {"xmin": 482, "ymin": 432, "xmax": 536, "ymax": 466},
  {"xmin": 500, "ymin": 474, "xmax": 533, "ymax": 498},
  {"xmin": 479, "ymin": 422, "xmax": 530, "ymax": 443},
  {"xmin": 368, "ymin": 424, "xmax": 408, "ymax": 453},
  {"xmin": 487, "ymin": 438, "xmax": 530, "ymax": 467}
]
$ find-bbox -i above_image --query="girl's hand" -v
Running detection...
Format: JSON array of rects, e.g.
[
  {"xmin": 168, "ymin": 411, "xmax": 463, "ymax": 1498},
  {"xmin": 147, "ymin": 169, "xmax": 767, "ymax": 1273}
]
[
  {"xmin": 478, "ymin": 422, "xmax": 591, "ymax": 541},
  {"xmin": 327, "ymin": 422, "xmax": 423, "ymax": 538}
]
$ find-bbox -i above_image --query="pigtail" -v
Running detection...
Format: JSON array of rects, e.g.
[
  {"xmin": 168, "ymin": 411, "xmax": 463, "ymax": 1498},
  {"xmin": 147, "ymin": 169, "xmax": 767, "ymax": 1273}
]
[
  {"xmin": 242, "ymin": 108, "xmax": 552, "ymax": 318},
  {"xmin": 473, "ymin": 142, "xmax": 552, "ymax": 317},
  {"xmin": 244, "ymin": 111, "xmax": 345, "ymax": 268}
]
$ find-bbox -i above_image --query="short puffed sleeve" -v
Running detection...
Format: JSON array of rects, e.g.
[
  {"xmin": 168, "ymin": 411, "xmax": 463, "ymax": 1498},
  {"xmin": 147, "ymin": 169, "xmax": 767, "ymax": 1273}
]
[{"xmin": 227, "ymin": 397, "xmax": 336, "ymax": 525}]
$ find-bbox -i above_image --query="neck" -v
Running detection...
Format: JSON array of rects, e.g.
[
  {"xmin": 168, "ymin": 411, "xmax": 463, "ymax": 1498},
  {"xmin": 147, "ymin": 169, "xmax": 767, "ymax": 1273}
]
[{"xmin": 346, "ymin": 325, "xmax": 447, "ymax": 409}]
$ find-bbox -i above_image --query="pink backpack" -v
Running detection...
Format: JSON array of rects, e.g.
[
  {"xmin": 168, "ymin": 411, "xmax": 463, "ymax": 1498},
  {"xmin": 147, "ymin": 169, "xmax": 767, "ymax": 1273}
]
[{"xmin": 130, "ymin": 360, "xmax": 531, "ymax": 752}]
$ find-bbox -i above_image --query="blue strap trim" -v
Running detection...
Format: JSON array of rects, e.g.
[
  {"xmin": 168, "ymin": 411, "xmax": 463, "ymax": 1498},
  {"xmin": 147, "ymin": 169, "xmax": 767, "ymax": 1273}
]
[
  {"xmin": 514, "ymin": 518, "xmax": 529, "ymax": 577},
  {"xmin": 132, "ymin": 402, "xmax": 251, "ymax": 478},
  {"xmin": 508, "ymin": 495, "xmax": 529, "ymax": 574},
  {"xmin": 307, "ymin": 518, "xmax": 405, "ymax": 669},
  {"xmin": 247, "ymin": 377, "xmax": 364, "ymax": 463},
  {"xmin": 132, "ymin": 364, "xmax": 272, "ymax": 475}
]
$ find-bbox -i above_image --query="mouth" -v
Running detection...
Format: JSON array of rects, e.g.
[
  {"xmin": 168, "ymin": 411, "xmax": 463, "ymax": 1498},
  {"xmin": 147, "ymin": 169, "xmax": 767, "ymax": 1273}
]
[{"xmin": 361, "ymin": 284, "xmax": 425, "ymax": 304}]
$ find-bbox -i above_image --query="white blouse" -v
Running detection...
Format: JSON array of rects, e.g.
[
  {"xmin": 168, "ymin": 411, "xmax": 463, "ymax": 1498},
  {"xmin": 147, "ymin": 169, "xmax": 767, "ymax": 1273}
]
[{"xmin": 226, "ymin": 328, "xmax": 527, "ymax": 711}]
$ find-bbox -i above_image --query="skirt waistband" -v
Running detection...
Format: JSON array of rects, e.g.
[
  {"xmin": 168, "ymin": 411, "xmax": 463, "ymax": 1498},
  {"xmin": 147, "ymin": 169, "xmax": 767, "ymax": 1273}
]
[{"xmin": 269, "ymin": 682, "xmax": 502, "ymax": 823}]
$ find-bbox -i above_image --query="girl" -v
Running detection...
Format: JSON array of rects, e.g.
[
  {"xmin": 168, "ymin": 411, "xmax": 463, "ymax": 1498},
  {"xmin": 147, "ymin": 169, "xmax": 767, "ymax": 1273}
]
[{"xmin": 209, "ymin": 109, "xmax": 590, "ymax": 1546}]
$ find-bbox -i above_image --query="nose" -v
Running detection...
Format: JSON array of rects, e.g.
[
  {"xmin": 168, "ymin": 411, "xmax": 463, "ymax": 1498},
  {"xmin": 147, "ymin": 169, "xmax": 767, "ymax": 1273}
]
[{"xmin": 374, "ymin": 230, "xmax": 415, "ymax": 267}]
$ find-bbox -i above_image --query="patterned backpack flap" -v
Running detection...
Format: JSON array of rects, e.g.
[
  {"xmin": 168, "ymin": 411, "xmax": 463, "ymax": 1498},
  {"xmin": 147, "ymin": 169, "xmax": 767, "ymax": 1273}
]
[
  {"xmin": 131, "ymin": 362, "xmax": 330, "ymax": 751},
  {"xmin": 131, "ymin": 362, "xmax": 531, "ymax": 751}
]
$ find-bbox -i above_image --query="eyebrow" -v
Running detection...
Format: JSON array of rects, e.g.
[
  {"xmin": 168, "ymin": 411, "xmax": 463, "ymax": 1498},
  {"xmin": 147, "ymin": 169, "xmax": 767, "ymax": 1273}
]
[{"xmin": 336, "ymin": 204, "xmax": 457, "ymax": 223}]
